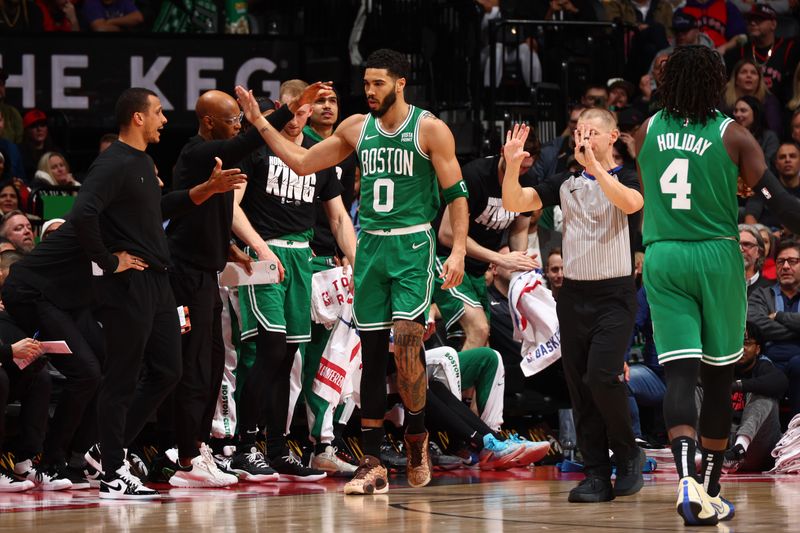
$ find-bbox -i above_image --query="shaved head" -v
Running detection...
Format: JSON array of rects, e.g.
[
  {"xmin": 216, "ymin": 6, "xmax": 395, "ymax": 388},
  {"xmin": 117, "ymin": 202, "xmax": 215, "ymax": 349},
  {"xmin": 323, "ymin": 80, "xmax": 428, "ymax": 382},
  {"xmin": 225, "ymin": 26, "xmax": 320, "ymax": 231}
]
[{"xmin": 196, "ymin": 90, "xmax": 242, "ymax": 140}]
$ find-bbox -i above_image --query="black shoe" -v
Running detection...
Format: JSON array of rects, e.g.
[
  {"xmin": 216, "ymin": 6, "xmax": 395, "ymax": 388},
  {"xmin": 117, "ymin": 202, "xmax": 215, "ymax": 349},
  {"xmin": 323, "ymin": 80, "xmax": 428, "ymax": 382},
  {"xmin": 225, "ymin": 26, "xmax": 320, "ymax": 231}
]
[
  {"xmin": 60, "ymin": 463, "xmax": 91, "ymax": 490},
  {"xmin": 147, "ymin": 453, "xmax": 177, "ymax": 483},
  {"xmin": 379, "ymin": 437, "xmax": 407, "ymax": 471},
  {"xmin": 568, "ymin": 475, "xmax": 614, "ymax": 503},
  {"xmin": 615, "ymin": 448, "xmax": 645, "ymax": 496},
  {"xmin": 429, "ymin": 441, "xmax": 462, "ymax": 471},
  {"xmin": 99, "ymin": 463, "xmax": 159, "ymax": 500},
  {"xmin": 270, "ymin": 451, "xmax": 327, "ymax": 482}
]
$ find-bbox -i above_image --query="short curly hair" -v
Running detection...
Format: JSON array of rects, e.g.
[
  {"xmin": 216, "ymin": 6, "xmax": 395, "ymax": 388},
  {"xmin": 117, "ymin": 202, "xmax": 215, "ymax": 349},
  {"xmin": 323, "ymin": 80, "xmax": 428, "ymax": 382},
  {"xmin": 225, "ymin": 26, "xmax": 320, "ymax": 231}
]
[{"xmin": 365, "ymin": 49, "xmax": 410, "ymax": 80}]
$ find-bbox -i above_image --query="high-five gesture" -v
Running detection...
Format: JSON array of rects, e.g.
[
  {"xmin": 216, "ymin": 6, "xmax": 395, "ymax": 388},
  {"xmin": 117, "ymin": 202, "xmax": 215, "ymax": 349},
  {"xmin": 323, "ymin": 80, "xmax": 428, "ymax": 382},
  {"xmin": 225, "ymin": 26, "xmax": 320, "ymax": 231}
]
[{"xmin": 503, "ymin": 123, "xmax": 531, "ymax": 169}]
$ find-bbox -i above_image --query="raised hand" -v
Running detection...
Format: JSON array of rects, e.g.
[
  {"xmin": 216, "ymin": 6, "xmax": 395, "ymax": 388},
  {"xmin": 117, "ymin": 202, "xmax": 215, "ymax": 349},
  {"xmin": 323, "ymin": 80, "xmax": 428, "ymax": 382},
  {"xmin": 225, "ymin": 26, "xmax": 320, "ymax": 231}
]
[
  {"xmin": 206, "ymin": 157, "xmax": 247, "ymax": 194},
  {"xmin": 502, "ymin": 123, "xmax": 531, "ymax": 168},
  {"xmin": 291, "ymin": 81, "xmax": 334, "ymax": 113},
  {"xmin": 235, "ymin": 86, "xmax": 263, "ymax": 125}
]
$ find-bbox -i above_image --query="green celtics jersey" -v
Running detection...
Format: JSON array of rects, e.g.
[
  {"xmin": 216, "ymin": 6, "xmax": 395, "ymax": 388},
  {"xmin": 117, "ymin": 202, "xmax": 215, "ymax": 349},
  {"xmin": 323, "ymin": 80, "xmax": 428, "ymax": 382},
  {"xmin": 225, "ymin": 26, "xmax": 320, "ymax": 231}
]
[
  {"xmin": 356, "ymin": 106, "xmax": 440, "ymax": 230},
  {"xmin": 639, "ymin": 110, "xmax": 739, "ymax": 245}
]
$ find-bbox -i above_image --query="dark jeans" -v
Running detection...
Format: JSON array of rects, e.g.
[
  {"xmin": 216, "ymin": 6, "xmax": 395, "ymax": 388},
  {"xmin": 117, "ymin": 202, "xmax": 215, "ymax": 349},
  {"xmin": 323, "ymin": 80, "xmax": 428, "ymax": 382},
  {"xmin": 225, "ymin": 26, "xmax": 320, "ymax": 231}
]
[
  {"xmin": 626, "ymin": 364, "xmax": 666, "ymax": 438},
  {"xmin": 558, "ymin": 277, "xmax": 638, "ymax": 478},
  {"xmin": 96, "ymin": 270, "xmax": 182, "ymax": 475},
  {"xmin": 771, "ymin": 356, "xmax": 800, "ymax": 417}
]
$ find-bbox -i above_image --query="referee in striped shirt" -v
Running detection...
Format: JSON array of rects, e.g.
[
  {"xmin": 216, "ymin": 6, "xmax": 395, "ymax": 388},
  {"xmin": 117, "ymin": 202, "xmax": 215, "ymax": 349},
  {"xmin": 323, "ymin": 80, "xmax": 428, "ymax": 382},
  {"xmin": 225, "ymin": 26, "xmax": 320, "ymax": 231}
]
[{"xmin": 502, "ymin": 110, "xmax": 644, "ymax": 503}]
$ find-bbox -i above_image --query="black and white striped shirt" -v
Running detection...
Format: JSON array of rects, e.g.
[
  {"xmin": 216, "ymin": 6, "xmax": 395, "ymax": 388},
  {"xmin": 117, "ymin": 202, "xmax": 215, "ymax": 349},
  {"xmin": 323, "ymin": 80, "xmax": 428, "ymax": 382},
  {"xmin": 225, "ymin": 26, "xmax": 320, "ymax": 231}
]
[{"xmin": 534, "ymin": 166, "xmax": 640, "ymax": 281}]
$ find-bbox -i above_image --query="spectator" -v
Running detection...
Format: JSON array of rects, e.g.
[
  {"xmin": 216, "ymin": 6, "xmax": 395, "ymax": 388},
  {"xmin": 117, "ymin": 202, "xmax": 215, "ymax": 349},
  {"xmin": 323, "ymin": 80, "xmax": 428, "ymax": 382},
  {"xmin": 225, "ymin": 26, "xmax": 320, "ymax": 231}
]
[
  {"xmin": 545, "ymin": 247, "xmax": 563, "ymax": 299},
  {"xmin": 754, "ymin": 222, "xmax": 777, "ymax": 280},
  {"xmin": 625, "ymin": 283, "xmax": 666, "ymax": 445},
  {"xmin": 682, "ymin": 0, "xmax": 747, "ymax": 51},
  {"xmin": 0, "ymin": 180, "xmax": 21, "ymax": 215},
  {"xmin": 792, "ymin": 108, "xmax": 800, "ymax": 145},
  {"xmin": 720, "ymin": 322, "xmax": 787, "ymax": 473},
  {"xmin": 98, "ymin": 132, "xmax": 118, "ymax": 153},
  {"xmin": 81, "ymin": 0, "xmax": 143, "ymax": 32},
  {"xmin": 0, "ymin": 68, "xmax": 24, "ymax": 145},
  {"xmin": 787, "ymin": 63, "xmax": 800, "ymax": 118},
  {"xmin": 607, "ymin": 79, "xmax": 635, "ymax": 111},
  {"xmin": 602, "ymin": 0, "xmax": 673, "ymax": 81},
  {"xmin": 634, "ymin": 49, "xmax": 670, "ymax": 115},
  {"xmin": 534, "ymin": 104, "xmax": 586, "ymax": 181},
  {"xmin": 723, "ymin": 58, "xmax": 784, "ymax": 135},
  {"xmin": 19, "ymin": 109, "xmax": 59, "ymax": 183},
  {"xmin": 670, "ymin": 8, "xmax": 715, "ymax": 48},
  {"xmin": 733, "ymin": 95, "xmax": 780, "ymax": 163},
  {"xmin": 36, "ymin": 0, "xmax": 80, "ymax": 31},
  {"xmin": 724, "ymin": 3, "xmax": 799, "ymax": 104},
  {"xmin": 747, "ymin": 238, "xmax": 800, "ymax": 417},
  {"xmin": 581, "ymin": 84, "xmax": 609, "ymax": 109},
  {"xmin": 740, "ymin": 223, "xmax": 772, "ymax": 295},
  {"xmin": 0, "ymin": 112, "xmax": 25, "ymax": 181},
  {"xmin": 33, "ymin": 152, "xmax": 80, "ymax": 187},
  {"xmin": 0, "ymin": 0, "xmax": 44, "ymax": 32},
  {"xmin": 0, "ymin": 210, "xmax": 34, "ymax": 253},
  {"xmin": 745, "ymin": 142, "xmax": 800, "ymax": 228},
  {"xmin": 477, "ymin": 0, "xmax": 542, "ymax": 88},
  {"xmin": 616, "ymin": 106, "xmax": 645, "ymax": 162}
]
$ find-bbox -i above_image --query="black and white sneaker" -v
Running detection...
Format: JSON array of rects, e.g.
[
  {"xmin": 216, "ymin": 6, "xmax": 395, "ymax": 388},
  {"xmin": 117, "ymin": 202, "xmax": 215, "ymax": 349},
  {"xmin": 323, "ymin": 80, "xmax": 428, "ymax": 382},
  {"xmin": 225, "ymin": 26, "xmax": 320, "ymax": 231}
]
[
  {"xmin": 84, "ymin": 464, "xmax": 103, "ymax": 488},
  {"xmin": 0, "ymin": 464, "xmax": 34, "ymax": 492},
  {"xmin": 14, "ymin": 459, "xmax": 72, "ymax": 491},
  {"xmin": 99, "ymin": 463, "xmax": 160, "ymax": 500},
  {"xmin": 221, "ymin": 446, "xmax": 279, "ymax": 482},
  {"xmin": 60, "ymin": 464, "xmax": 91, "ymax": 490},
  {"xmin": 84, "ymin": 443, "xmax": 104, "ymax": 476},
  {"xmin": 271, "ymin": 451, "xmax": 327, "ymax": 482}
]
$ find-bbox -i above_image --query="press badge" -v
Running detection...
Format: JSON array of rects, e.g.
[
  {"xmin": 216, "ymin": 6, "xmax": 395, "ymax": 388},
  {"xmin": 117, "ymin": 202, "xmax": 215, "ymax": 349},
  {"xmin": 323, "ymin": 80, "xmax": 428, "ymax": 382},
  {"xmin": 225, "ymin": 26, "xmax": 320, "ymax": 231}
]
[{"xmin": 177, "ymin": 305, "xmax": 191, "ymax": 334}]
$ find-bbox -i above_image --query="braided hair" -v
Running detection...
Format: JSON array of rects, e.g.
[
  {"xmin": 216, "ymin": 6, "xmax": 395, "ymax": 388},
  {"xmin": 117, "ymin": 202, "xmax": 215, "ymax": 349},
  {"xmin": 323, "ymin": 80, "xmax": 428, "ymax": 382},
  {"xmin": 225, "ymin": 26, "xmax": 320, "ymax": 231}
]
[{"xmin": 659, "ymin": 46, "xmax": 726, "ymax": 126}]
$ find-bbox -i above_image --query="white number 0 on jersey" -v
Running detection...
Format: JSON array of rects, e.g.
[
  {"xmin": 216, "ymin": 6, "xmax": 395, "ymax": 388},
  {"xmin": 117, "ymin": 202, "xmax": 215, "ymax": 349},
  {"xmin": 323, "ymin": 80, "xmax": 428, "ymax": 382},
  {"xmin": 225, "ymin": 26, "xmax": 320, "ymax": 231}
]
[
  {"xmin": 373, "ymin": 178, "xmax": 395, "ymax": 213},
  {"xmin": 659, "ymin": 158, "xmax": 691, "ymax": 210}
]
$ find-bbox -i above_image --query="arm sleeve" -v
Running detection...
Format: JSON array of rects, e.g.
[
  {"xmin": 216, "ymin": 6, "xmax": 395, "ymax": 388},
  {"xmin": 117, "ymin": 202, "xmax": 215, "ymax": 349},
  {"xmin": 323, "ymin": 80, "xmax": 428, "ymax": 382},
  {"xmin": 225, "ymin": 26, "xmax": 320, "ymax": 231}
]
[
  {"xmin": 160, "ymin": 190, "xmax": 195, "ymax": 220},
  {"xmin": 70, "ymin": 157, "xmax": 124, "ymax": 273},
  {"xmin": 744, "ymin": 193, "xmax": 766, "ymax": 220}
]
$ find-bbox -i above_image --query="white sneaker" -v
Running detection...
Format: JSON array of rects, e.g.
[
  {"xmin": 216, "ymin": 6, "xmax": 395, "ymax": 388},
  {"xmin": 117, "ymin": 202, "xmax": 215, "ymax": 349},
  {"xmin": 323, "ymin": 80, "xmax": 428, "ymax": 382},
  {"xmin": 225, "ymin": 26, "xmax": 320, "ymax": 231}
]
[
  {"xmin": 99, "ymin": 463, "xmax": 159, "ymax": 500},
  {"xmin": 675, "ymin": 476, "xmax": 718, "ymax": 526},
  {"xmin": 169, "ymin": 445, "xmax": 238, "ymax": 488},
  {"xmin": 13, "ymin": 459, "xmax": 72, "ymax": 491},
  {"xmin": 0, "ymin": 466, "xmax": 34, "ymax": 492},
  {"xmin": 311, "ymin": 446, "xmax": 357, "ymax": 476}
]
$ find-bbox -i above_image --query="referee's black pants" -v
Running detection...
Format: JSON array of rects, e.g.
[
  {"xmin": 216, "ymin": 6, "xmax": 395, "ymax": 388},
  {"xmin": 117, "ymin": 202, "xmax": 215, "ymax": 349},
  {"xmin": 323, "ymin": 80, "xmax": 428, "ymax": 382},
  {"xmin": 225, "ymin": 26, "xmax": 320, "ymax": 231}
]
[
  {"xmin": 557, "ymin": 276, "xmax": 638, "ymax": 479},
  {"xmin": 169, "ymin": 263, "xmax": 225, "ymax": 459},
  {"xmin": 96, "ymin": 269, "xmax": 181, "ymax": 475},
  {"xmin": 2, "ymin": 290, "xmax": 105, "ymax": 466}
]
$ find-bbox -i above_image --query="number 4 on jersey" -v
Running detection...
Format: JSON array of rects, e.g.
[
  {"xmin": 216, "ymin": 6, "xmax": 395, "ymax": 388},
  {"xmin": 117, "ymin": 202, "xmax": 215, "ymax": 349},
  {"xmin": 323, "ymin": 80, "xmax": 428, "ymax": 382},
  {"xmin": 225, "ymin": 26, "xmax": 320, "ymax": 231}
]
[{"xmin": 659, "ymin": 158, "xmax": 691, "ymax": 210}]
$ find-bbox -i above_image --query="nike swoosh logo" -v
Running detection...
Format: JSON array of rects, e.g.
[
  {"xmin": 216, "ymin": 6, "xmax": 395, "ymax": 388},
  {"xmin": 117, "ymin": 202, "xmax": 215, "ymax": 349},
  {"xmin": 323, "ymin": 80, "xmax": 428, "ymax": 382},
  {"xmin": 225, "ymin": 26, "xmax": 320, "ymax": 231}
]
[
  {"xmin": 710, "ymin": 502, "xmax": 726, "ymax": 514},
  {"xmin": 412, "ymin": 242, "xmax": 426, "ymax": 250},
  {"xmin": 490, "ymin": 301, "xmax": 500, "ymax": 306},
  {"xmin": 105, "ymin": 480, "xmax": 126, "ymax": 494},
  {"xmin": 569, "ymin": 189, "xmax": 579, "ymax": 193},
  {"xmin": 365, "ymin": 134, "xmax": 379, "ymax": 141}
]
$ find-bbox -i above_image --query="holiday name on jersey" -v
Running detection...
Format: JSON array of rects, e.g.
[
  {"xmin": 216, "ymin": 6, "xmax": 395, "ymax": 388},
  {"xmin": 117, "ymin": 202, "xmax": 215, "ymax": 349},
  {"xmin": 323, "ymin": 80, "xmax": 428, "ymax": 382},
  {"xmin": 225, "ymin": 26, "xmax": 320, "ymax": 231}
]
[
  {"xmin": 655, "ymin": 133, "xmax": 712, "ymax": 156},
  {"xmin": 266, "ymin": 155, "xmax": 317, "ymax": 205},
  {"xmin": 360, "ymin": 147, "xmax": 414, "ymax": 177}
]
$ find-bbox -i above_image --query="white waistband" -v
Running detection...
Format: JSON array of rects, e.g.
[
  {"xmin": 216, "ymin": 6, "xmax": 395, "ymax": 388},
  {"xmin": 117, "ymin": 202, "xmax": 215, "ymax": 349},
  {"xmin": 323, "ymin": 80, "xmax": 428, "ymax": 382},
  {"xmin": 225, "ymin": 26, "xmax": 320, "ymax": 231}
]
[
  {"xmin": 364, "ymin": 223, "xmax": 432, "ymax": 236},
  {"xmin": 266, "ymin": 239, "xmax": 309, "ymax": 248}
]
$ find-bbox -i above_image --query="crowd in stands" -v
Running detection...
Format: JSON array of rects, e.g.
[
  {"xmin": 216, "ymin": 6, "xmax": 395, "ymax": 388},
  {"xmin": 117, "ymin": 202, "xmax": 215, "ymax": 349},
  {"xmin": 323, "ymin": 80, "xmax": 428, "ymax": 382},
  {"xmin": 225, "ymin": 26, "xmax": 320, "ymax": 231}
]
[{"xmin": 1, "ymin": 0, "xmax": 800, "ymax": 493}]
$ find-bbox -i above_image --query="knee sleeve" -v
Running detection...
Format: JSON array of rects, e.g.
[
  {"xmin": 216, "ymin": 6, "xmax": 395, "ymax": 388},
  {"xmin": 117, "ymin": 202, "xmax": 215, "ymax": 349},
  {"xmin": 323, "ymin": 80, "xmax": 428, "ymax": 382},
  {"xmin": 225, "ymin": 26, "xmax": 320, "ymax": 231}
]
[
  {"xmin": 359, "ymin": 329, "xmax": 390, "ymax": 420},
  {"xmin": 663, "ymin": 359, "xmax": 701, "ymax": 430},
  {"xmin": 698, "ymin": 363, "xmax": 735, "ymax": 440}
]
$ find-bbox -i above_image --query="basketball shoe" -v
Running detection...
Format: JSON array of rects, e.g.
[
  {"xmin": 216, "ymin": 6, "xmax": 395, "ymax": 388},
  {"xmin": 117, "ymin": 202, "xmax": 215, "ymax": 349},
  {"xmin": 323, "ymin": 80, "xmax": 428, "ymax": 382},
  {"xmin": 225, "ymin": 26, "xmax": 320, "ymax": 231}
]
[
  {"xmin": 0, "ymin": 463, "xmax": 34, "ymax": 492},
  {"xmin": 675, "ymin": 476, "xmax": 719, "ymax": 526},
  {"xmin": 479, "ymin": 434, "xmax": 526, "ymax": 470},
  {"xmin": 271, "ymin": 450, "xmax": 327, "ymax": 482},
  {"xmin": 13, "ymin": 459, "xmax": 72, "ymax": 491},
  {"xmin": 343, "ymin": 455, "xmax": 389, "ymax": 495},
  {"xmin": 404, "ymin": 431, "xmax": 432, "ymax": 488},
  {"xmin": 169, "ymin": 444, "xmax": 238, "ymax": 488},
  {"xmin": 507, "ymin": 433, "xmax": 551, "ymax": 466},
  {"xmin": 310, "ymin": 445, "xmax": 357, "ymax": 476},
  {"xmin": 221, "ymin": 446, "xmax": 279, "ymax": 482}
]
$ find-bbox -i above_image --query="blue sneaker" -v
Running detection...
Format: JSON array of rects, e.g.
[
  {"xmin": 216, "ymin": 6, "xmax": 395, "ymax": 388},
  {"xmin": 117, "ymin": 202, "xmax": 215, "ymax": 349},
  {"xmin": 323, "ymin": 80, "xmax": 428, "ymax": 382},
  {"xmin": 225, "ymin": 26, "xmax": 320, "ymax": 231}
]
[
  {"xmin": 708, "ymin": 493, "xmax": 735, "ymax": 521},
  {"xmin": 507, "ymin": 433, "xmax": 551, "ymax": 466},
  {"xmin": 479, "ymin": 434, "xmax": 525, "ymax": 470},
  {"xmin": 675, "ymin": 476, "xmax": 719, "ymax": 526}
]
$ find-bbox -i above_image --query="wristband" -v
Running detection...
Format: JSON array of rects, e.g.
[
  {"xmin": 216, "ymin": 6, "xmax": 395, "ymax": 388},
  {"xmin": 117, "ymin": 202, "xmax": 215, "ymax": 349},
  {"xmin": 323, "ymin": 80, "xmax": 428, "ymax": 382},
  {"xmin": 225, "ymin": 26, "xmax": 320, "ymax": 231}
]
[{"xmin": 442, "ymin": 180, "xmax": 469, "ymax": 204}]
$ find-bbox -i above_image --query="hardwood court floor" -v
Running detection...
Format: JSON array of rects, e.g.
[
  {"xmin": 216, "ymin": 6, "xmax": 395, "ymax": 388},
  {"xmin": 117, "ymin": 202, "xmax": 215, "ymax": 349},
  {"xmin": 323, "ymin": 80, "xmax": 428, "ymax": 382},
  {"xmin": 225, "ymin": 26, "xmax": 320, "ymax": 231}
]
[{"xmin": 2, "ymin": 453, "xmax": 799, "ymax": 532}]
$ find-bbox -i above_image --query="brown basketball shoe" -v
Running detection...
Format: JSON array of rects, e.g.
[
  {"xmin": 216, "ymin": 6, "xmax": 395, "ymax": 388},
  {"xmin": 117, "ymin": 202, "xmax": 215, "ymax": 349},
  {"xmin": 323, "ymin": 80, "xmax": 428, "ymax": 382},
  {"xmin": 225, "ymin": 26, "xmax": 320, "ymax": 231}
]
[
  {"xmin": 343, "ymin": 455, "xmax": 389, "ymax": 495},
  {"xmin": 404, "ymin": 432, "xmax": 432, "ymax": 488}
]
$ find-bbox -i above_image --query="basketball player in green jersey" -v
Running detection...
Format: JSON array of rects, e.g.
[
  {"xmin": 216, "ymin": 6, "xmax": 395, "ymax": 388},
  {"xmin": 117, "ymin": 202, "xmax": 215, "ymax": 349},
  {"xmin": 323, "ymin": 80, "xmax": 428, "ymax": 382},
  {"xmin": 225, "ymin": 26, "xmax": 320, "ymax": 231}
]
[
  {"xmin": 635, "ymin": 45, "xmax": 800, "ymax": 526},
  {"xmin": 235, "ymin": 49, "xmax": 469, "ymax": 494}
]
